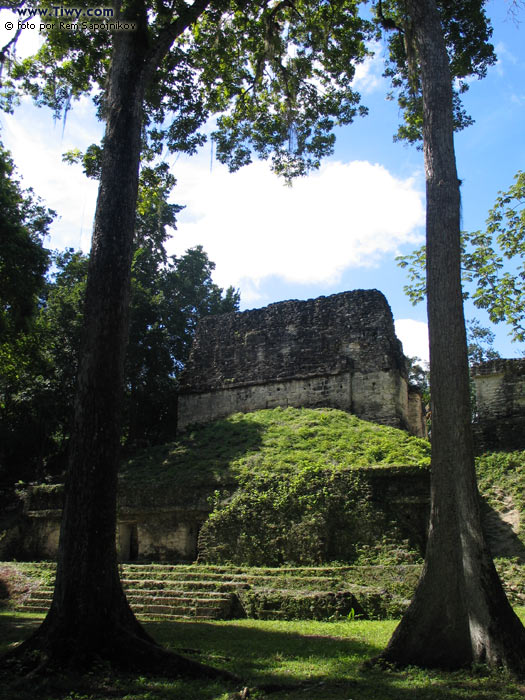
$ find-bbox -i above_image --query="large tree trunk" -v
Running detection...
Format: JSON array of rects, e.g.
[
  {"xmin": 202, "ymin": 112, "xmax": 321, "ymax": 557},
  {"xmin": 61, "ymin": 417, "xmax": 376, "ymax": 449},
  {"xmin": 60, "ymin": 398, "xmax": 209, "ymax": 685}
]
[
  {"xmin": 33, "ymin": 20, "xmax": 150, "ymax": 666},
  {"xmin": 380, "ymin": 0, "xmax": 525, "ymax": 675},
  {"xmin": 1, "ymin": 4, "xmax": 234, "ymax": 681}
]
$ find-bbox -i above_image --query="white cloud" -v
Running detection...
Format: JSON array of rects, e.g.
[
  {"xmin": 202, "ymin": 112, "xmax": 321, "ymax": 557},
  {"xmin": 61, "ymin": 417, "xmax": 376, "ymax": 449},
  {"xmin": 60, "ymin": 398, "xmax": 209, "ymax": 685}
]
[
  {"xmin": 167, "ymin": 158, "xmax": 425, "ymax": 293},
  {"xmin": 1, "ymin": 98, "xmax": 424, "ymax": 299},
  {"xmin": 510, "ymin": 93, "xmax": 525, "ymax": 106},
  {"xmin": 0, "ymin": 11, "xmax": 44, "ymax": 57},
  {"xmin": 352, "ymin": 42, "xmax": 386, "ymax": 94},
  {"xmin": 1, "ymin": 99, "xmax": 102, "ymax": 251},
  {"xmin": 395, "ymin": 319, "xmax": 429, "ymax": 363},
  {"xmin": 493, "ymin": 41, "xmax": 518, "ymax": 77}
]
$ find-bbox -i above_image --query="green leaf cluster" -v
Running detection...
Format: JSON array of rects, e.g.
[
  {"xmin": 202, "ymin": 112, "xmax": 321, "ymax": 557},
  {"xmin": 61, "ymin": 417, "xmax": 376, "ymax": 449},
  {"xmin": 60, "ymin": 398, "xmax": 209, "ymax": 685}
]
[
  {"xmin": 193, "ymin": 1, "xmax": 374, "ymax": 178},
  {"xmin": 0, "ymin": 163, "xmax": 239, "ymax": 483},
  {"xmin": 198, "ymin": 464, "xmax": 418, "ymax": 566},
  {"xmin": 0, "ymin": 143, "xmax": 53, "ymax": 339},
  {"xmin": 466, "ymin": 171, "xmax": 525, "ymax": 343},
  {"xmin": 379, "ymin": 0, "xmax": 496, "ymax": 144},
  {"xmin": 397, "ymin": 171, "xmax": 525, "ymax": 347}
]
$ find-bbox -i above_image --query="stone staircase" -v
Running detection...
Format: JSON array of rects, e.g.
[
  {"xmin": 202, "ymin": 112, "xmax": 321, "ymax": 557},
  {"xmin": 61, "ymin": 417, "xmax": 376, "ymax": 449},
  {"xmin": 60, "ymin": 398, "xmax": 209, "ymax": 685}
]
[
  {"xmin": 16, "ymin": 561, "xmax": 523, "ymax": 621},
  {"xmin": 119, "ymin": 565, "xmax": 248, "ymax": 620},
  {"xmin": 16, "ymin": 563, "xmax": 414, "ymax": 621}
]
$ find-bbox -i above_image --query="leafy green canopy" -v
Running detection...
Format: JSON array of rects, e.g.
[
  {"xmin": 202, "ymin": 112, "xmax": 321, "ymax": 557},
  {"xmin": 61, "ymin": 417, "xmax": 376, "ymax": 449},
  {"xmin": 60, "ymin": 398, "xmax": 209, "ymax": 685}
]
[
  {"xmin": 397, "ymin": 171, "xmax": 525, "ymax": 346},
  {"xmin": 3, "ymin": 0, "xmax": 376, "ymax": 180},
  {"xmin": 4, "ymin": 1, "xmax": 496, "ymax": 182},
  {"xmin": 378, "ymin": 0, "xmax": 496, "ymax": 144},
  {"xmin": 0, "ymin": 159, "xmax": 238, "ymax": 483},
  {"xmin": 0, "ymin": 242, "xmax": 238, "ymax": 483},
  {"xmin": 2, "ymin": 1, "xmax": 496, "ymax": 182},
  {"xmin": 0, "ymin": 144, "xmax": 56, "ymax": 485},
  {"xmin": 0, "ymin": 143, "xmax": 53, "ymax": 339}
]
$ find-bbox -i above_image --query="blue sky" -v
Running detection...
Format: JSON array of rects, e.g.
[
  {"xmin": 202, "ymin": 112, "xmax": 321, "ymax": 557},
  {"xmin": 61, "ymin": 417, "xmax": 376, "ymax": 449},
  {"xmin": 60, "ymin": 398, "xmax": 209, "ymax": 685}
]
[{"xmin": 1, "ymin": 1, "xmax": 524, "ymax": 363}]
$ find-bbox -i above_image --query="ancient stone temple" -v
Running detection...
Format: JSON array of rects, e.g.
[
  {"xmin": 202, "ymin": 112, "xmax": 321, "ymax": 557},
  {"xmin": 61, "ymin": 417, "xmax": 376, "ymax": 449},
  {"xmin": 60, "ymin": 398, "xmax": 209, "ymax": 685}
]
[
  {"xmin": 472, "ymin": 358, "xmax": 525, "ymax": 451},
  {"xmin": 178, "ymin": 289, "xmax": 427, "ymax": 437}
]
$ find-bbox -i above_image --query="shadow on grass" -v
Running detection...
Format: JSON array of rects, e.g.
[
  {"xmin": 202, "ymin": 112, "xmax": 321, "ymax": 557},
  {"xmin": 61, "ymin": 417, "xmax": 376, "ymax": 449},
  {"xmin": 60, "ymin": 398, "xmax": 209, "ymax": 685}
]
[
  {"xmin": 0, "ymin": 612, "xmax": 42, "ymax": 656},
  {"xmin": 1, "ymin": 614, "xmax": 523, "ymax": 699},
  {"xmin": 481, "ymin": 499, "xmax": 525, "ymax": 563},
  {"xmin": 120, "ymin": 416, "xmax": 265, "ymax": 490},
  {"xmin": 145, "ymin": 619, "xmax": 523, "ymax": 700}
]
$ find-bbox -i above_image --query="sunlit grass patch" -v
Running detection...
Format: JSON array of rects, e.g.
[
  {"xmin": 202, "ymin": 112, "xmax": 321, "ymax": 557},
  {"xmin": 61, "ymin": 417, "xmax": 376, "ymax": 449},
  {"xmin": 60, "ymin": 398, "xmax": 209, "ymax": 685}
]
[{"xmin": 2, "ymin": 612, "xmax": 525, "ymax": 699}]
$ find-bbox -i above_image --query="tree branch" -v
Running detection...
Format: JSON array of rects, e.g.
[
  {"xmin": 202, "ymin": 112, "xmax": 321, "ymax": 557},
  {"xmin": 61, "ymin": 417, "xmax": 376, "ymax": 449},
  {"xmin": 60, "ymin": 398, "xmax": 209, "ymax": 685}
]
[
  {"xmin": 142, "ymin": 0, "xmax": 213, "ymax": 86},
  {"xmin": 0, "ymin": 16, "xmax": 29, "ymax": 87},
  {"xmin": 376, "ymin": 0, "xmax": 402, "ymax": 32}
]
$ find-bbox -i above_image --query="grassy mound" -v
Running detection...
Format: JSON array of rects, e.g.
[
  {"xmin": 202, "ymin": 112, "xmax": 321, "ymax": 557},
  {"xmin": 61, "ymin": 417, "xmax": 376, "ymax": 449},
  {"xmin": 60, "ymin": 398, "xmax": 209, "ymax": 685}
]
[
  {"xmin": 121, "ymin": 408, "xmax": 431, "ymax": 567},
  {"xmin": 120, "ymin": 408, "xmax": 524, "ymax": 567},
  {"xmin": 476, "ymin": 451, "xmax": 525, "ymax": 528},
  {"xmin": 121, "ymin": 406, "xmax": 431, "ymax": 487},
  {"xmin": 476, "ymin": 450, "xmax": 525, "ymax": 565}
]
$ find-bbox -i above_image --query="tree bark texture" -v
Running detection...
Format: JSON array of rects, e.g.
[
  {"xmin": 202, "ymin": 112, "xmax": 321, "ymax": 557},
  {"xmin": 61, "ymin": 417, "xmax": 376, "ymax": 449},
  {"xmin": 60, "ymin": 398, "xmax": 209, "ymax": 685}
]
[
  {"xmin": 381, "ymin": 0, "xmax": 525, "ymax": 676},
  {"xmin": 1, "ymin": 4, "xmax": 235, "ymax": 681},
  {"xmin": 5, "ymin": 19, "xmax": 153, "ymax": 668}
]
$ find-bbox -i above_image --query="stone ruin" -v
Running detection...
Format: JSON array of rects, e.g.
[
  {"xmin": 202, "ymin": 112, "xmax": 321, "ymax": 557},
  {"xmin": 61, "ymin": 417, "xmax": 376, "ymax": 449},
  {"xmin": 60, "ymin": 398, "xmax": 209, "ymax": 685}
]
[
  {"xmin": 8, "ymin": 291, "xmax": 525, "ymax": 565},
  {"xmin": 0, "ymin": 289, "xmax": 430, "ymax": 565},
  {"xmin": 178, "ymin": 289, "xmax": 427, "ymax": 437},
  {"xmin": 472, "ymin": 358, "xmax": 525, "ymax": 452}
]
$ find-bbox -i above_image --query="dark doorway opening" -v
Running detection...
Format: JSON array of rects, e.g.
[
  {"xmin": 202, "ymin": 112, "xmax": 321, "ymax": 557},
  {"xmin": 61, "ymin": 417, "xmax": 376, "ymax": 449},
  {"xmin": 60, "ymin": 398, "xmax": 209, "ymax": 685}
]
[{"xmin": 119, "ymin": 522, "xmax": 139, "ymax": 561}]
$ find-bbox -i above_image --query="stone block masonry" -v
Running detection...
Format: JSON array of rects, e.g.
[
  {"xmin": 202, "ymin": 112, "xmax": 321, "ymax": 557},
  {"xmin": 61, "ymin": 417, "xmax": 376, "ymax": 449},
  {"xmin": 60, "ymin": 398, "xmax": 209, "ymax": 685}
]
[
  {"xmin": 472, "ymin": 358, "xmax": 525, "ymax": 451},
  {"xmin": 178, "ymin": 289, "xmax": 426, "ymax": 436}
]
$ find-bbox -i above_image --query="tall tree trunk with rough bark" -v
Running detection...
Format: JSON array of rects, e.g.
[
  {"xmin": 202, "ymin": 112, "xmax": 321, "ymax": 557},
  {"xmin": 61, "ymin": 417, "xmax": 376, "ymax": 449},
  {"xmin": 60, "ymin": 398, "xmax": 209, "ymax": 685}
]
[
  {"xmin": 33, "ymin": 21, "xmax": 153, "ymax": 666},
  {"xmin": 380, "ymin": 0, "xmax": 525, "ymax": 675},
  {"xmin": 2, "ymin": 0, "xmax": 233, "ymax": 679}
]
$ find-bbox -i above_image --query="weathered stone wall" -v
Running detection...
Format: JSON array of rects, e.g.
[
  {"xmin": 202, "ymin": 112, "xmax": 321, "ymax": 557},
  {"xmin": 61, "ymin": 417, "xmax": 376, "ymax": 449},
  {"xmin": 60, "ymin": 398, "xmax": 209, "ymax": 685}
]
[
  {"xmin": 178, "ymin": 290, "xmax": 426, "ymax": 435},
  {"xmin": 116, "ymin": 510, "xmax": 206, "ymax": 562},
  {"xmin": 0, "ymin": 483, "xmax": 224, "ymax": 563},
  {"xmin": 473, "ymin": 359, "xmax": 525, "ymax": 451},
  {"xmin": 407, "ymin": 386, "xmax": 427, "ymax": 440}
]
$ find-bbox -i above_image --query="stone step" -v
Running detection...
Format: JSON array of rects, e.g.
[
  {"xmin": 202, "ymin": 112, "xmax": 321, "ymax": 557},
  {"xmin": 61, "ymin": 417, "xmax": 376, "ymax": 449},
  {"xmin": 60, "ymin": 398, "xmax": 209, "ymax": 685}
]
[
  {"xmin": 17, "ymin": 568, "xmax": 245, "ymax": 620},
  {"xmin": 119, "ymin": 573, "xmax": 347, "ymax": 592},
  {"xmin": 19, "ymin": 604, "xmax": 49, "ymax": 613},
  {"xmin": 120, "ymin": 578, "xmax": 246, "ymax": 592},
  {"xmin": 121, "ymin": 568, "xmax": 340, "ymax": 580},
  {"xmin": 11, "ymin": 562, "xmax": 428, "ymax": 621},
  {"xmin": 127, "ymin": 595, "xmax": 232, "ymax": 607},
  {"xmin": 255, "ymin": 609, "xmax": 290, "ymax": 620},
  {"xmin": 126, "ymin": 594, "xmax": 232, "ymax": 605},
  {"xmin": 19, "ymin": 598, "xmax": 234, "ymax": 619},
  {"xmin": 21, "ymin": 591, "xmax": 234, "ymax": 602},
  {"xmin": 28, "ymin": 590, "xmax": 54, "ymax": 600},
  {"xmin": 121, "ymin": 565, "xmax": 388, "ymax": 578}
]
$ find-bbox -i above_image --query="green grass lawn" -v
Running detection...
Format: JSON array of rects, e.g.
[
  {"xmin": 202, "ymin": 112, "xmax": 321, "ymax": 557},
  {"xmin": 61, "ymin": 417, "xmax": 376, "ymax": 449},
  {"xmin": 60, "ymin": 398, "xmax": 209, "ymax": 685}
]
[{"xmin": 2, "ymin": 610, "xmax": 525, "ymax": 699}]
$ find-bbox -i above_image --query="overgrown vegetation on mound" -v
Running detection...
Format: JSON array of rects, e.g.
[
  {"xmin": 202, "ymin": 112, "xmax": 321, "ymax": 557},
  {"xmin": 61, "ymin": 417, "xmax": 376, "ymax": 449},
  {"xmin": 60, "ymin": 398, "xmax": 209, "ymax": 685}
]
[
  {"xmin": 121, "ymin": 407, "xmax": 431, "ymax": 486},
  {"xmin": 121, "ymin": 408, "xmax": 431, "ymax": 566},
  {"xmin": 476, "ymin": 450, "xmax": 525, "ymax": 534},
  {"xmin": 120, "ymin": 410, "xmax": 524, "ymax": 568},
  {"xmin": 198, "ymin": 468, "xmax": 426, "ymax": 566}
]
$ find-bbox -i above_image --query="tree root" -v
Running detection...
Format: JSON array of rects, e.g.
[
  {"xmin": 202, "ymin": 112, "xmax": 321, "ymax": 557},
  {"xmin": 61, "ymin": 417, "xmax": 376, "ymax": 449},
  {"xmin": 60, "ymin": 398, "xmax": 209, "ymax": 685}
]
[{"xmin": 0, "ymin": 623, "xmax": 240, "ymax": 685}]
